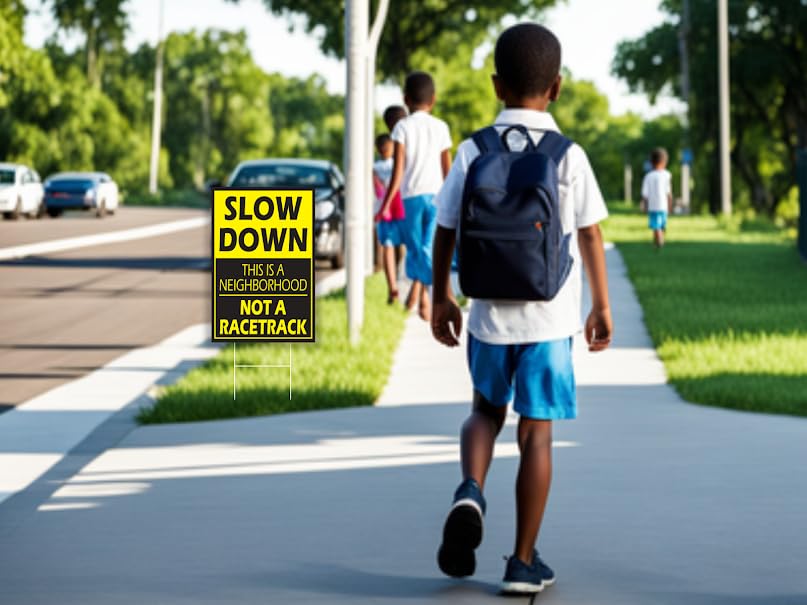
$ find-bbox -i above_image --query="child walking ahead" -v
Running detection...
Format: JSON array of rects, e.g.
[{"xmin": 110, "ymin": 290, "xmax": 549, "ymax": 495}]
[
  {"xmin": 641, "ymin": 147, "xmax": 673, "ymax": 248},
  {"xmin": 377, "ymin": 72, "xmax": 452, "ymax": 321},
  {"xmin": 431, "ymin": 23, "xmax": 613, "ymax": 595},
  {"xmin": 373, "ymin": 133, "xmax": 405, "ymax": 304}
]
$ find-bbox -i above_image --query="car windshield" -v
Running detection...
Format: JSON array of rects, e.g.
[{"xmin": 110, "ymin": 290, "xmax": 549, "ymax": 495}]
[
  {"xmin": 0, "ymin": 170, "xmax": 14, "ymax": 185},
  {"xmin": 47, "ymin": 179, "xmax": 95, "ymax": 190},
  {"xmin": 231, "ymin": 164, "xmax": 330, "ymax": 188}
]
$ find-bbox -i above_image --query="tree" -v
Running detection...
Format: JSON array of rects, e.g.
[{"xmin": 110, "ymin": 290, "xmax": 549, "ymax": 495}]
[
  {"xmin": 49, "ymin": 0, "xmax": 129, "ymax": 88},
  {"xmin": 613, "ymin": 0, "xmax": 807, "ymax": 215},
  {"xmin": 249, "ymin": 0, "xmax": 558, "ymax": 80},
  {"xmin": 267, "ymin": 73, "xmax": 344, "ymax": 162},
  {"xmin": 161, "ymin": 30, "xmax": 273, "ymax": 188}
]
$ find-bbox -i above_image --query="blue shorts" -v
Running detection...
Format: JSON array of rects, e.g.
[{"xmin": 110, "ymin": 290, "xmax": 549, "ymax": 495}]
[
  {"xmin": 649, "ymin": 211, "xmax": 667, "ymax": 230},
  {"xmin": 377, "ymin": 219, "xmax": 403, "ymax": 247},
  {"xmin": 401, "ymin": 194, "xmax": 437, "ymax": 285},
  {"xmin": 467, "ymin": 334, "xmax": 577, "ymax": 420}
]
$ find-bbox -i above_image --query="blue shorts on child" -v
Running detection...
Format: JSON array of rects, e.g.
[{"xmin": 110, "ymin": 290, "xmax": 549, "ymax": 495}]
[
  {"xmin": 377, "ymin": 219, "xmax": 404, "ymax": 247},
  {"xmin": 467, "ymin": 334, "xmax": 577, "ymax": 420},
  {"xmin": 401, "ymin": 194, "xmax": 437, "ymax": 285},
  {"xmin": 648, "ymin": 210, "xmax": 667, "ymax": 230}
]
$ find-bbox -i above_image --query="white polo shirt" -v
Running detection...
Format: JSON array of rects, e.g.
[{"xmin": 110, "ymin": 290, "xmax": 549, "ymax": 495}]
[
  {"xmin": 391, "ymin": 110, "xmax": 453, "ymax": 199},
  {"xmin": 641, "ymin": 169, "xmax": 672, "ymax": 212},
  {"xmin": 436, "ymin": 108, "xmax": 608, "ymax": 345}
]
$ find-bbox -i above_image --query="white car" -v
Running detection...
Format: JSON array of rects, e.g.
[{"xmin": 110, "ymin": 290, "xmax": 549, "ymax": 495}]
[
  {"xmin": 43, "ymin": 172, "xmax": 119, "ymax": 218},
  {"xmin": 0, "ymin": 163, "xmax": 45, "ymax": 219}
]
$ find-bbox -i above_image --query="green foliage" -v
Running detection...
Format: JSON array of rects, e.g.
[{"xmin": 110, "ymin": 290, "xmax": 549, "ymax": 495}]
[
  {"xmin": 138, "ymin": 274, "xmax": 408, "ymax": 423},
  {"xmin": 253, "ymin": 0, "xmax": 558, "ymax": 80},
  {"xmin": 602, "ymin": 205, "xmax": 807, "ymax": 417},
  {"xmin": 50, "ymin": 0, "xmax": 128, "ymax": 87},
  {"xmin": 267, "ymin": 73, "xmax": 344, "ymax": 163},
  {"xmin": 613, "ymin": 0, "xmax": 807, "ymax": 215},
  {"xmin": 2, "ymin": 12, "xmax": 344, "ymax": 195},
  {"xmin": 161, "ymin": 30, "xmax": 273, "ymax": 188}
]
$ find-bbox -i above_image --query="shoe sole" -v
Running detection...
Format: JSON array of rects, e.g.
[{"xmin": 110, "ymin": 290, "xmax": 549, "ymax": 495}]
[
  {"xmin": 500, "ymin": 580, "xmax": 545, "ymax": 594},
  {"xmin": 500, "ymin": 574, "xmax": 555, "ymax": 594},
  {"xmin": 437, "ymin": 501, "xmax": 483, "ymax": 578}
]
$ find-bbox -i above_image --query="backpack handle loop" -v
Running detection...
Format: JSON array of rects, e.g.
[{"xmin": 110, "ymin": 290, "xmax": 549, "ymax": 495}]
[{"xmin": 499, "ymin": 125, "xmax": 536, "ymax": 152}]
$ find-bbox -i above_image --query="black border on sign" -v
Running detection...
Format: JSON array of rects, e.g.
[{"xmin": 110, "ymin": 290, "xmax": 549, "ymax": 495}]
[{"xmin": 211, "ymin": 186, "xmax": 316, "ymax": 343}]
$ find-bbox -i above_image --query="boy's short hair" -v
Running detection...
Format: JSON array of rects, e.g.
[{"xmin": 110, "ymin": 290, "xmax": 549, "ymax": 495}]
[
  {"xmin": 375, "ymin": 133, "xmax": 392, "ymax": 150},
  {"xmin": 650, "ymin": 147, "xmax": 668, "ymax": 166},
  {"xmin": 383, "ymin": 105, "xmax": 407, "ymax": 131},
  {"xmin": 494, "ymin": 23, "xmax": 561, "ymax": 98},
  {"xmin": 403, "ymin": 72, "xmax": 435, "ymax": 106}
]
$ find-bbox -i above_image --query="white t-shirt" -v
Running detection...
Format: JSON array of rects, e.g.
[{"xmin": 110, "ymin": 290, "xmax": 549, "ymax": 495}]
[
  {"xmin": 436, "ymin": 108, "xmax": 608, "ymax": 345},
  {"xmin": 390, "ymin": 110, "xmax": 452, "ymax": 199},
  {"xmin": 641, "ymin": 169, "xmax": 672, "ymax": 212},
  {"xmin": 373, "ymin": 157, "xmax": 393, "ymax": 214}
]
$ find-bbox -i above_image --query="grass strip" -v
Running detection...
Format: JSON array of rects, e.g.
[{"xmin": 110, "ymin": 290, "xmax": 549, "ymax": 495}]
[
  {"xmin": 602, "ymin": 203, "xmax": 807, "ymax": 417},
  {"xmin": 138, "ymin": 273, "xmax": 407, "ymax": 424}
]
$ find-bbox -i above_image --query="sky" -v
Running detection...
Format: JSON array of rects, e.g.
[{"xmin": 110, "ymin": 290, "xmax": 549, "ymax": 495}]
[{"xmin": 23, "ymin": 0, "xmax": 684, "ymax": 117}]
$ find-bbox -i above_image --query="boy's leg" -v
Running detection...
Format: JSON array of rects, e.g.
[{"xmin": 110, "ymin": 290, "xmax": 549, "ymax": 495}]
[
  {"xmin": 462, "ymin": 390, "xmax": 507, "ymax": 488},
  {"xmin": 514, "ymin": 418, "xmax": 553, "ymax": 564},
  {"xmin": 418, "ymin": 198, "xmax": 438, "ymax": 320},
  {"xmin": 382, "ymin": 245, "xmax": 398, "ymax": 302}
]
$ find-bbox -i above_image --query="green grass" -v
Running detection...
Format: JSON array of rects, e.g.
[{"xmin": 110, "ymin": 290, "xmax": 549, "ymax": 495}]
[
  {"xmin": 137, "ymin": 273, "xmax": 408, "ymax": 424},
  {"xmin": 602, "ymin": 203, "xmax": 807, "ymax": 416},
  {"xmin": 124, "ymin": 188, "xmax": 209, "ymax": 209}
]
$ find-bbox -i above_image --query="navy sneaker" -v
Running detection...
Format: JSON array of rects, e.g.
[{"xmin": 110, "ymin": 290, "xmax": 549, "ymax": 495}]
[
  {"xmin": 437, "ymin": 478, "xmax": 486, "ymax": 578},
  {"xmin": 500, "ymin": 550, "xmax": 556, "ymax": 594}
]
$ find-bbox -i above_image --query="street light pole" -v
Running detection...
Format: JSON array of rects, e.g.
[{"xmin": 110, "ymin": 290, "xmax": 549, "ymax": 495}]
[
  {"xmin": 345, "ymin": 0, "xmax": 368, "ymax": 344},
  {"xmin": 148, "ymin": 0, "xmax": 164, "ymax": 195},
  {"xmin": 717, "ymin": 0, "xmax": 732, "ymax": 215},
  {"xmin": 364, "ymin": 0, "xmax": 390, "ymax": 276}
]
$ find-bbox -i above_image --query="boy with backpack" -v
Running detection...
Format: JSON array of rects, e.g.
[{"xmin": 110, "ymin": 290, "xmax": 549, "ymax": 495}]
[
  {"xmin": 377, "ymin": 72, "xmax": 452, "ymax": 321},
  {"xmin": 431, "ymin": 23, "xmax": 613, "ymax": 594},
  {"xmin": 641, "ymin": 147, "xmax": 673, "ymax": 248}
]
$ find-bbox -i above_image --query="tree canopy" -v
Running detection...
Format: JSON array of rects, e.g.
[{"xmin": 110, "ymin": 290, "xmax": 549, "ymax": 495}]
[{"xmin": 613, "ymin": 0, "xmax": 806, "ymax": 215}]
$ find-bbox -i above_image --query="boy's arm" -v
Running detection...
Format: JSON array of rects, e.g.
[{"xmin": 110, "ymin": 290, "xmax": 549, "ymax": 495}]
[
  {"xmin": 440, "ymin": 149, "xmax": 452, "ymax": 179},
  {"xmin": 578, "ymin": 224, "xmax": 612, "ymax": 352},
  {"xmin": 431, "ymin": 225, "xmax": 462, "ymax": 347},
  {"xmin": 376, "ymin": 142, "xmax": 404, "ymax": 220},
  {"xmin": 668, "ymin": 193, "xmax": 673, "ymax": 213}
]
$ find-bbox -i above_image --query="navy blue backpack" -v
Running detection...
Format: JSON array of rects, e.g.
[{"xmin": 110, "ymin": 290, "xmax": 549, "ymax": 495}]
[{"xmin": 458, "ymin": 124, "xmax": 574, "ymax": 301}]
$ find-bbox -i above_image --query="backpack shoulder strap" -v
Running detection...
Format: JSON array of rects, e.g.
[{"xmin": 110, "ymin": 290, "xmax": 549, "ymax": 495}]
[
  {"xmin": 471, "ymin": 127, "xmax": 505, "ymax": 154},
  {"xmin": 535, "ymin": 131, "xmax": 573, "ymax": 164}
]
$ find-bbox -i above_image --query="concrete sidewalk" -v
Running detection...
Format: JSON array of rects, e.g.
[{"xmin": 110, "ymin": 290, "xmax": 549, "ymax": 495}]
[{"xmin": 1, "ymin": 248, "xmax": 807, "ymax": 604}]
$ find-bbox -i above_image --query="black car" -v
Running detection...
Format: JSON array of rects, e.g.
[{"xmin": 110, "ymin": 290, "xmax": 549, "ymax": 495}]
[{"xmin": 226, "ymin": 159, "xmax": 345, "ymax": 268}]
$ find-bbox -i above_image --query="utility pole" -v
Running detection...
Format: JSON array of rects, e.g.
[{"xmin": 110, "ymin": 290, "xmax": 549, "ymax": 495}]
[
  {"xmin": 345, "ymin": 0, "xmax": 368, "ymax": 344},
  {"xmin": 364, "ymin": 0, "xmax": 390, "ymax": 275},
  {"xmin": 678, "ymin": 0, "xmax": 692, "ymax": 212},
  {"xmin": 717, "ymin": 0, "xmax": 732, "ymax": 215},
  {"xmin": 148, "ymin": 0, "xmax": 165, "ymax": 195}
]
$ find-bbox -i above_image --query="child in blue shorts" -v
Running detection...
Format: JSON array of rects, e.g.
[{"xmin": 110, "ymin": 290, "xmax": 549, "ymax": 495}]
[
  {"xmin": 641, "ymin": 147, "xmax": 673, "ymax": 248},
  {"xmin": 373, "ymin": 134, "xmax": 406, "ymax": 304},
  {"xmin": 377, "ymin": 72, "xmax": 452, "ymax": 321},
  {"xmin": 431, "ymin": 23, "xmax": 613, "ymax": 595}
]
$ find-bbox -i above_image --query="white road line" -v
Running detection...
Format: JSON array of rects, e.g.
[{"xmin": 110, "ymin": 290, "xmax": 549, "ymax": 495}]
[{"xmin": 0, "ymin": 216, "xmax": 209, "ymax": 261}]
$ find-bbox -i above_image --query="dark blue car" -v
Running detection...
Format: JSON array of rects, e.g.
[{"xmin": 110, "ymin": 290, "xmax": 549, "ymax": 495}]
[{"xmin": 43, "ymin": 172, "xmax": 119, "ymax": 218}]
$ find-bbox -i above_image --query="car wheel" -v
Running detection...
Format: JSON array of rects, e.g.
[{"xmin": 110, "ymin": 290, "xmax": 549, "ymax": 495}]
[
  {"xmin": 35, "ymin": 200, "xmax": 46, "ymax": 219},
  {"xmin": 4, "ymin": 197, "xmax": 22, "ymax": 220},
  {"xmin": 331, "ymin": 246, "xmax": 345, "ymax": 269},
  {"xmin": 47, "ymin": 207, "xmax": 63, "ymax": 218},
  {"xmin": 96, "ymin": 199, "xmax": 107, "ymax": 218}
]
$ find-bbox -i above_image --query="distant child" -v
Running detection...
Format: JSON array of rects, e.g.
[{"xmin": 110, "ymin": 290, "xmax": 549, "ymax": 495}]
[
  {"xmin": 431, "ymin": 23, "xmax": 613, "ymax": 594},
  {"xmin": 383, "ymin": 105, "xmax": 408, "ymax": 132},
  {"xmin": 641, "ymin": 147, "xmax": 673, "ymax": 248},
  {"xmin": 373, "ymin": 133, "xmax": 405, "ymax": 304},
  {"xmin": 377, "ymin": 72, "xmax": 452, "ymax": 321}
]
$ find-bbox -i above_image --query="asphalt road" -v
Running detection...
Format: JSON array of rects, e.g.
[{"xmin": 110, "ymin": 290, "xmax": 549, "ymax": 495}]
[{"xmin": 0, "ymin": 206, "xmax": 333, "ymax": 411}]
